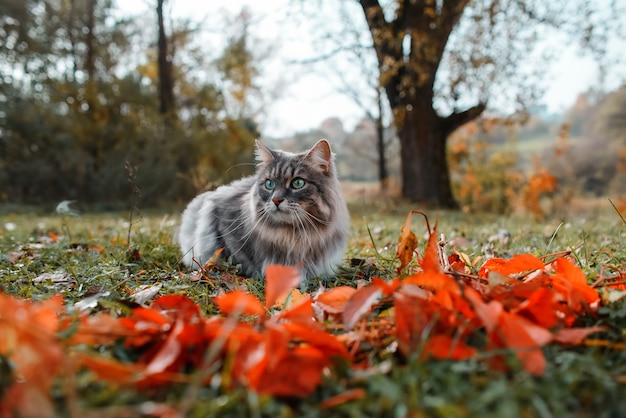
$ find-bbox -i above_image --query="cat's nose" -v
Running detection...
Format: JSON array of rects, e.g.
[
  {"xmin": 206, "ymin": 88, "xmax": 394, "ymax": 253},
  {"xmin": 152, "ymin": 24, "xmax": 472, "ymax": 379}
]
[{"xmin": 272, "ymin": 197, "xmax": 284, "ymax": 207}]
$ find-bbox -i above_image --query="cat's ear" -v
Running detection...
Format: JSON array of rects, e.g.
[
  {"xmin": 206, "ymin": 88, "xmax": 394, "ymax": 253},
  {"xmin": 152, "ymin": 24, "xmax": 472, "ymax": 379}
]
[
  {"xmin": 255, "ymin": 140, "xmax": 275, "ymax": 165},
  {"xmin": 305, "ymin": 139, "xmax": 332, "ymax": 174}
]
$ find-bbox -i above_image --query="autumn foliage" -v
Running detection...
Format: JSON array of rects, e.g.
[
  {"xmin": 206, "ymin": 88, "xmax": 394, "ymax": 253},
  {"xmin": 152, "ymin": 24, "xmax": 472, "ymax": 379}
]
[
  {"xmin": 448, "ymin": 118, "xmax": 561, "ymax": 218},
  {"xmin": 0, "ymin": 211, "xmax": 616, "ymax": 415}
]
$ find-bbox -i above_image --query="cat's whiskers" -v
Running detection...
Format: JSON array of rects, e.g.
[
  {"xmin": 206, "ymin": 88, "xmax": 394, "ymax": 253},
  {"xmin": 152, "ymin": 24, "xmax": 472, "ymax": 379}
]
[
  {"xmin": 213, "ymin": 209, "xmax": 253, "ymax": 240},
  {"xmin": 299, "ymin": 207, "xmax": 331, "ymax": 226},
  {"xmin": 293, "ymin": 206, "xmax": 326, "ymax": 249},
  {"xmin": 293, "ymin": 216, "xmax": 315, "ymax": 273},
  {"xmin": 230, "ymin": 207, "xmax": 272, "ymax": 257},
  {"xmin": 291, "ymin": 208, "xmax": 313, "ymax": 250}
]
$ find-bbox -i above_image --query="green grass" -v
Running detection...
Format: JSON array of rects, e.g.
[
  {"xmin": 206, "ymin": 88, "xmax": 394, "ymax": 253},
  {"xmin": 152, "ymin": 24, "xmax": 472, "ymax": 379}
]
[{"xmin": 1, "ymin": 202, "xmax": 625, "ymax": 417}]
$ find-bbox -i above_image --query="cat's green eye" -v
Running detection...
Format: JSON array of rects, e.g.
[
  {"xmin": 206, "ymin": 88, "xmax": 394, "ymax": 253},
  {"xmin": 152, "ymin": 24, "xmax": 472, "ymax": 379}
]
[
  {"xmin": 291, "ymin": 178, "xmax": 305, "ymax": 189},
  {"xmin": 265, "ymin": 179, "xmax": 275, "ymax": 190}
]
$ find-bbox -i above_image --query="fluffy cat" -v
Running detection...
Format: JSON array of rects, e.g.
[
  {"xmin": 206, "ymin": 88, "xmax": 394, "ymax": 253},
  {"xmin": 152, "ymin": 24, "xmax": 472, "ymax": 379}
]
[{"xmin": 178, "ymin": 139, "xmax": 350, "ymax": 279}]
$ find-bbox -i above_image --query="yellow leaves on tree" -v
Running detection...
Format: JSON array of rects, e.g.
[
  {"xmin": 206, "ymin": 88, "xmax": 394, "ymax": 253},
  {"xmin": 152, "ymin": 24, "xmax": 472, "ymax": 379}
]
[
  {"xmin": 523, "ymin": 156, "xmax": 558, "ymax": 220},
  {"xmin": 449, "ymin": 117, "xmax": 567, "ymax": 217}
]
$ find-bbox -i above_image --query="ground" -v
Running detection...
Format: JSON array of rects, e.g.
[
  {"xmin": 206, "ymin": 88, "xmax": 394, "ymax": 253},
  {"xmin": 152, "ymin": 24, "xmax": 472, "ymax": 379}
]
[{"xmin": 0, "ymin": 197, "xmax": 625, "ymax": 417}]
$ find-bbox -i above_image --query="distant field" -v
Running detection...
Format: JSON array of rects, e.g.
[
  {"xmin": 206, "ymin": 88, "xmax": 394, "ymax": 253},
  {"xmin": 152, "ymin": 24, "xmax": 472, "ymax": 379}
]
[{"xmin": 493, "ymin": 133, "xmax": 583, "ymax": 170}]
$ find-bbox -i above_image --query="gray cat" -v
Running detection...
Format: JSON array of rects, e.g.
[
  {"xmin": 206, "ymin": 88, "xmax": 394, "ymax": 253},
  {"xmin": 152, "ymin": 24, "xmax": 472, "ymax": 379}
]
[{"xmin": 178, "ymin": 139, "xmax": 350, "ymax": 280}]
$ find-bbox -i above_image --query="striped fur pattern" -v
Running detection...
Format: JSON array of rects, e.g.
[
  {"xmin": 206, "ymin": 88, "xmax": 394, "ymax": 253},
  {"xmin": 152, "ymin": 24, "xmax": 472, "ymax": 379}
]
[{"xmin": 178, "ymin": 139, "xmax": 350, "ymax": 279}]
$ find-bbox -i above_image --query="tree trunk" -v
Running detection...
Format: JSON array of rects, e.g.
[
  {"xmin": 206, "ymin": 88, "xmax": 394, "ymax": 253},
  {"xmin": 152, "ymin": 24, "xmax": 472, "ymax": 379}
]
[
  {"xmin": 376, "ymin": 87, "xmax": 388, "ymax": 191},
  {"xmin": 396, "ymin": 96, "xmax": 486, "ymax": 207},
  {"xmin": 157, "ymin": 0, "xmax": 176, "ymax": 121},
  {"xmin": 85, "ymin": 0, "xmax": 96, "ymax": 80},
  {"xmin": 396, "ymin": 98, "xmax": 453, "ymax": 207}
]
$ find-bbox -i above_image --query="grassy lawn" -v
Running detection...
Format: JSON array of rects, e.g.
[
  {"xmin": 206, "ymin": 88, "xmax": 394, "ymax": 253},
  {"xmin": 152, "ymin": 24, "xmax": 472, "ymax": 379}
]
[{"xmin": 1, "ymin": 200, "xmax": 625, "ymax": 417}]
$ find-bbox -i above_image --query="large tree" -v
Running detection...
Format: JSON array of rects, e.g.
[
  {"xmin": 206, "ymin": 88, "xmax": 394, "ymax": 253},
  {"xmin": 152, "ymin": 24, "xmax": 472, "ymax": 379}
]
[{"xmin": 349, "ymin": 0, "xmax": 620, "ymax": 207}]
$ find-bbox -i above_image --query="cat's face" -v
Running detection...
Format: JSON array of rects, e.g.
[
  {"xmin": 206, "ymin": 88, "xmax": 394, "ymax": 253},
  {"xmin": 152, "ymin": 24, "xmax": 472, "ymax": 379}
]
[{"xmin": 253, "ymin": 140, "xmax": 336, "ymax": 227}]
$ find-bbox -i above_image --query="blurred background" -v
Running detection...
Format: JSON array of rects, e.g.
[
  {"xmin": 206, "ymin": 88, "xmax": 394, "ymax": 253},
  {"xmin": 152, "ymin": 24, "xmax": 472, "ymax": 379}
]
[{"xmin": 0, "ymin": 0, "xmax": 624, "ymax": 218}]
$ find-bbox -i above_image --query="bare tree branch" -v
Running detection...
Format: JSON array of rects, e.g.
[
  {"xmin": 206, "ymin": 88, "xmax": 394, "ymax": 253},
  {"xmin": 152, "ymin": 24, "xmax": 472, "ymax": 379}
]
[{"xmin": 441, "ymin": 102, "xmax": 487, "ymax": 135}]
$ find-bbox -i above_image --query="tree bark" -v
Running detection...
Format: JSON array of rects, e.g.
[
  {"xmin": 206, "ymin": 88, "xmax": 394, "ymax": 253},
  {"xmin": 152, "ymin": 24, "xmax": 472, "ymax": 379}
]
[
  {"xmin": 375, "ymin": 87, "xmax": 388, "ymax": 191},
  {"xmin": 157, "ymin": 0, "xmax": 176, "ymax": 121},
  {"xmin": 85, "ymin": 0, "xmax": 96, "ymax": 80},
  {"xmin": 396, "ymin": 96, "xmax": 441, "ymax": 206},
  {"xmin": 395, "ymin": 96, "xmax": 486, "ymax": 207}
]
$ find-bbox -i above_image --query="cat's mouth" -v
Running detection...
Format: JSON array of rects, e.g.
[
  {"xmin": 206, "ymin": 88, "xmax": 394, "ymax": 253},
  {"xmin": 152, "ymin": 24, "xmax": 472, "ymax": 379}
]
[{"xmin": 267, "ymin": 206, "xmax": 294, "ymax": 223}]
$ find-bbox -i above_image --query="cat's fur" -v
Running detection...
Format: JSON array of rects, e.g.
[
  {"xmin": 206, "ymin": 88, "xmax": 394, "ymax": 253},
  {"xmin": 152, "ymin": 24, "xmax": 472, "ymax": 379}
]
[{"xmin": 178, "ymin": 139, "xmax": 350, "ymax": 279}]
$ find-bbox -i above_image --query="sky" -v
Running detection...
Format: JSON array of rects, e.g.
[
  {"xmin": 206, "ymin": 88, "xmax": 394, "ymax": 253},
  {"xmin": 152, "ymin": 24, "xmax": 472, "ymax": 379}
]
[{"xmin": 121, "ymin": 0, "xmax": 624, "ymax": 137}]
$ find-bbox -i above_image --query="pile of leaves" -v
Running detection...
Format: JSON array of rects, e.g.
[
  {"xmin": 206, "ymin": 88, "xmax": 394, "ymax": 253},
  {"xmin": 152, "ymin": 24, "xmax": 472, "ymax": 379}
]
[{"xmin": 1, "ymin": 210, "xmax": 624, "ymax": 417}]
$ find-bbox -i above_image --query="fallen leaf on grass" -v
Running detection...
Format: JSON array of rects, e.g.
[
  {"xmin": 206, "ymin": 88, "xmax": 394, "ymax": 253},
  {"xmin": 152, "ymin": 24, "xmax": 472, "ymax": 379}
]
[
  {"xmin": 396, "ymin": 211, "xmax": 420, "ymax": 274},
  {"xmin": 65, "ymin": 312, "xmax": 133, "ymax": 345},
  {"xmin": 422, "ymin": 334, "xmax": 477, "ymax": 360},
  {"xmin": 421, "ymin": 223, "xmax": 442, "ymax": 273},
  {"xmin": 7, "ymin": 249, "xmax": 40, "ymax": 264},
  {"xmin": 264, "ymin": 265, "xmax": 301, "ymax": 308},
  {"xmin": 113, "ymin": 295, "xmax": 208, "ymax": 386},
  {"xmin": 601, "ymin": 288, "xmax": 626, "ymax": 304},
  {"xmin": 321, "ymin": 388, "xmax": 366, "ymax": 409},
  {"xmin": 0, "ymin": 294, "xmax": 65, "ymax": 418},
  {"xmin": 550, "ymin": 257, "xmax": 600, "ymax": 311},
  {"xmin": 393, "ymin": 287, "xmax": 432, "ymax": 356},
  {"xmin": 341, "ymin": 278, "xmax": 401, "ymax": 330},
  {"xmin": 343, "ymin": 285, "xmax": 384, "ymax": 330},
  {"xmin": 403, "ymin": 271, "xmax": 459, "ymax": 292},
  {"xmin": 72, "ymin": 291, "xmax": 111, "ymax": 312},
  {"xmin": 552, "ymin": 327, "xmax": 606, "ymax": 344},
  {"xmin": 251, "ymin": 344, "xmax": 328, "ymax": 397},
  {"xmin": 132, "ymin": 283, "xmax": 162, "ymax": 305},
  {"xmin": 78, "ymin": 353, "xmax": 142, "ymax": 383},
  {"xmin": 494, "ymin": 311, "xmax": 551, "ymax": 375},
  {"xmin": 314, "ymin": 286, "xmax": 357, "ymax": 314},
  {"xmin": 274, "ymin": 295, "xmax": 318, "ymax": 328},
  {"xmin": 581, "ymin": 339, "xmax": 626, "ymax": 350},
  {"xmin": 32, "ymin": 270, "xmax": 72, "ymax": 285},
  {"xmin": 214, "ymin": 290, "xmax": 265, "ymax": 317},
  {"xmin": 479, "ymin": 253, "xmax": 545, "ymax": 277}
]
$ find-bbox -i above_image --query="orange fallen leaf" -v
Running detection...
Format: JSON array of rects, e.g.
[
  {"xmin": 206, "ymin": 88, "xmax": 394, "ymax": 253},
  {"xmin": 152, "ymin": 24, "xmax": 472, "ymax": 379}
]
[
  {"xmin": 403, "ymin": 271, "xmax": 459, "ymax": 292},
  {"xmin": 396, "ymin": 211, "xmax": 420, "ymax": 274},
  {"xmin": 264, "ymin": 265, "xmax": 301, "ymax": 309},
  {"xmin": 516, "ymin": 287, "xmax": 560, "ymax": 328},
  {"xmin": 214, "ymin": 290, "xmax": 265, "ymax": 317},
  {"xmin": 371, "ymin": 277, "xmax": 401, "ymax": 296},
  {"xmin": 464, "ymin": 287, "xmax": 503, "ymax": 333},
  {"xmin": 551, "ymin": 257, "xmax": 600, "ymax": 310},
  {"xmin": 0, "ymin": 293, "xmax": 65, "ymax": 417},
  {"xmin": 314, "ymin": 286, "xmax": 357, "ymax": 314},
  {"xmin": 552, "ymin": 326, "xmax": 606, "ymax": 345},
  {"xmin": 393, "ymin": 287, "xmax": 433, "ymax": 356},
  {"xmin": 321, "ymin": 388, "xmax": 366, "ymax": 409},
  {"xmin": 67, "ymin": 313, "xmax": 134, "ymax": 345},
  {"xmin": 274, "ymin": 295, "xmax": 319, "ymax": 329},
  {"xmin": 494, "ymin": 311, "xmax": 552, "ymax": 375},
  {"xmin": 422, "ymin": 334, "xmax": 477, "ymax": 360},
  {"xmin": 252, "ymin": 345, "xmax": 328, "ymax": 397},
  {"xmin": 273, "ymin": 287, "xmax": 305, "ymax": 309},
  {"xmin": 78, "ymin": 353, "xmax": 142, "ymax": 383},
  {"xmin": 448, "ymin": 253, "xmax": 467, "ymax": 273},
  {"xmin": 343, "ymin": 285, "xmax": 384, "ymax": 330},
  {"xmin": 421, "ymin": 223, "xmax": 442, "ymax": 273},
  {"xmin": 276, "ymin": 322, "xmax": 349, "ymax": 360},
  {"xmin": 479, "ymin": 254, "xmax": 545, "ymax": 277}
]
